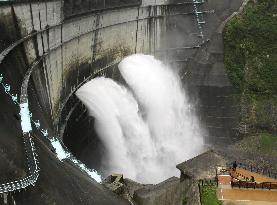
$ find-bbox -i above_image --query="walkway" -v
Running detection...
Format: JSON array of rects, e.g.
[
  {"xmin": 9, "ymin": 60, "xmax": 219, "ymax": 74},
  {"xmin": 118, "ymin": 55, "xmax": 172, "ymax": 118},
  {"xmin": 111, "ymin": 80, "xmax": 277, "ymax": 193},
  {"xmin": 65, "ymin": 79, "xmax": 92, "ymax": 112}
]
[
  {"xmin": 217, "ymin": 166, "xmax": 277, "ymax": 203},
  {"xmin": 218, "ymin": 188, "xmax": 277, "ymax": 202}
]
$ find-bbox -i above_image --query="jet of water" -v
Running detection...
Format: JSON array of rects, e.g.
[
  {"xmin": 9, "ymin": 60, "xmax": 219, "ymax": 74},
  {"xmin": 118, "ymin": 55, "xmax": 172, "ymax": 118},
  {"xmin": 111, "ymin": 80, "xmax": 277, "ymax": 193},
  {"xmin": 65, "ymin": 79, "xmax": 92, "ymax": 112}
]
[
  {"xmin": 76, "ymin": 77, "xmax": 160, "ymax": 182},
  {"xmin": 119, "ymin": 54, "xmax": 204, "ymax": 181},
  {"xmin": 76, "ymin": 54, "xmax": 204, "ymax": 184}
]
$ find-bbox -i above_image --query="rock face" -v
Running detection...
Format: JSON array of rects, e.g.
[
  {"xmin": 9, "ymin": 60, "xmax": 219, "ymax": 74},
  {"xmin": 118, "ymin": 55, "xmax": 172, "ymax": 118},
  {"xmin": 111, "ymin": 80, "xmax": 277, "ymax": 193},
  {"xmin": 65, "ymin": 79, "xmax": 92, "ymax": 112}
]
[
  {"xmin": 0, "ymin": 0, "xmax": 244, "ymax": 204},
  {"xmin": 133, "ymin": 177, "xmax": 193, "ymax": 205},
  {"xmin": 177, "ymin": 150, "xmax": 227, "ymax": 181}
]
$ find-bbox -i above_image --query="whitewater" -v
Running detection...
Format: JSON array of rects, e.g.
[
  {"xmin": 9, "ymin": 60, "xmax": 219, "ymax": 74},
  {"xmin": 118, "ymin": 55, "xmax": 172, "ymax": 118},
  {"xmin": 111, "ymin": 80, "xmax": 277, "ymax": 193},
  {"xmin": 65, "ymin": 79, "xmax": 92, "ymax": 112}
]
[{"xmin": 76, "ymin": 54, "xmax": 204, "ymax": 184}]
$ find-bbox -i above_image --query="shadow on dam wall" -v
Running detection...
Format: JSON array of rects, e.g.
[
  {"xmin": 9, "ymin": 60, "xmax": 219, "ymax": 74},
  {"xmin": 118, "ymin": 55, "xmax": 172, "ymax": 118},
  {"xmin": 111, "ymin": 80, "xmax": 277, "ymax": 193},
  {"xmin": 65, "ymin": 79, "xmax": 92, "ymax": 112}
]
[{"xmin": 0, "ymin": 0, "xmax": 243, "ymax": 204}]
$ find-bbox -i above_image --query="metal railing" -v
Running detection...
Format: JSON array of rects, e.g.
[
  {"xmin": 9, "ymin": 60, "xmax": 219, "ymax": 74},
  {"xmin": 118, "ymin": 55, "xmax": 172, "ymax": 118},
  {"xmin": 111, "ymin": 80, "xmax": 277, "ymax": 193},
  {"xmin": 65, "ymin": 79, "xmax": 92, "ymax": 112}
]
[
  {"xmin": 227, "ymin": 162, "xmax": 277, "ymax": 190},
  {"xmin": 231, "ymin": 180, "xmax": 277, "ymax": 190},
  {"xmin": 0, "ymin": 69, "xmax": 40, "ymax": 194},
  {"xmin": 0, "ymin": 133, "xmax": 39, "ymax": 194},
  {"xmin": 227, "ymin": 162, "xmax": 277, "ymax": 179},
  {"xmin": 0, "ymin": 23, "xmax": 46, "ymax": 195}
]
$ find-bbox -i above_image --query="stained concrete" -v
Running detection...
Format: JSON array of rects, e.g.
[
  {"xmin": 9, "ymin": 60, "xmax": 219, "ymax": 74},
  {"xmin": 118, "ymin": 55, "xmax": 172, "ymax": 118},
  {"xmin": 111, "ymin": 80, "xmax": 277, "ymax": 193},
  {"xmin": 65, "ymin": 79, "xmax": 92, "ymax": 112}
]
[
  {"xmin": 177, "ymin": 150, "xmax": 227, "ymax": 180},
  {"xmin": 0, "ymin": 0, "xmax": 245, "ymax": 204},
  {"xmin": 133, "ymin": 177, "xmax": 197, "ymax": 205}
]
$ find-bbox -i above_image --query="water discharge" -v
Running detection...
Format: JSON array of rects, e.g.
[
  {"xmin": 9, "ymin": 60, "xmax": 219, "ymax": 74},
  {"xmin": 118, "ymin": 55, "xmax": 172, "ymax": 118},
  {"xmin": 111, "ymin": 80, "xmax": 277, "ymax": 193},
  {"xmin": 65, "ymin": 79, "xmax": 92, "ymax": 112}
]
[{"xmin": 76, "ymin": 54, "xmax": 204, "ymax": 184}]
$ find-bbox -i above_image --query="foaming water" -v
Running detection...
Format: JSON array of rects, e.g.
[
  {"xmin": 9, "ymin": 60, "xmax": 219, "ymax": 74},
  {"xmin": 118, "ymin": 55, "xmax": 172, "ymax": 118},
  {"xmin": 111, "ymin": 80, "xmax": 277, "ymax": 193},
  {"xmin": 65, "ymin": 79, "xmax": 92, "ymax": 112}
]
[{"xmin": 76, "ymin": 54, "xmax": 204, "ymax": 184}]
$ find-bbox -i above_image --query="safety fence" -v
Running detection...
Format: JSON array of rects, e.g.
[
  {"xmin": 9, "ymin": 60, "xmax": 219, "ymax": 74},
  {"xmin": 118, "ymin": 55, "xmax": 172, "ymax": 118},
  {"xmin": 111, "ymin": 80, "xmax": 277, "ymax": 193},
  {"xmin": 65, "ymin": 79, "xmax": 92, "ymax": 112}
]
[
  {"xmin": 0, "ymin": 67, "xmax": 40, "ymax": 194},
  {"xmin": 227, "ymin": 162, "xmax": 277, "ymax": 190},
  {"xmin": 227, "ymin": 162, "xmax": 277, "ymax": 179},
  {"xmin": 0, "ymin": 22, "xmax": 50, "ymax": 195},
  {"xmin": 63, "ymin": 0, "xmax": 142, "ymax": 19},
  {"xmin": 0, "ymin": 74, "xmax": 40, "ymax": 194},
  {"xmin": 231, "ymin": 181, "xmax": 277, "ymax": 190}
]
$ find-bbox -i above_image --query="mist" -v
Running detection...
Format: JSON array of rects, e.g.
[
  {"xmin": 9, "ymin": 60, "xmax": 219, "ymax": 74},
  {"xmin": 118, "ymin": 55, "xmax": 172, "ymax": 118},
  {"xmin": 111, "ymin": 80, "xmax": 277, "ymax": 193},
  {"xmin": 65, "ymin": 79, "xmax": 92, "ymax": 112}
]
[{"xmin": 76, "ymin": 54, "xmax": 204, "ymax": 184}]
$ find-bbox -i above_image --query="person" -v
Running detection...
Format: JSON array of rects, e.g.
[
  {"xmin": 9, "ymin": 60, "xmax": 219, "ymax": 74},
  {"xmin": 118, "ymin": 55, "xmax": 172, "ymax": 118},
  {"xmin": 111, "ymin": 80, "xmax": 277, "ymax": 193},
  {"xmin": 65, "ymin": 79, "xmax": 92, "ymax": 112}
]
[
  {"xmin": 232, "ymin": 161, "xmax": 237, "ymax": 171},
  {"xmin": 251, "ymin": 176, "xmax": 255, "ymax": 182}
]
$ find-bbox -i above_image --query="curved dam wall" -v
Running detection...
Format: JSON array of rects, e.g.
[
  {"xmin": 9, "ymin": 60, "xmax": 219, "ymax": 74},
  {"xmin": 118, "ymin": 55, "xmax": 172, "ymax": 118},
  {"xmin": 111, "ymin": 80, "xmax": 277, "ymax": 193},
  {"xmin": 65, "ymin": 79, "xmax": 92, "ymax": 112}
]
[{"xmin": 0, "ymin": 0, "xmax": 243, "ymax": 204}]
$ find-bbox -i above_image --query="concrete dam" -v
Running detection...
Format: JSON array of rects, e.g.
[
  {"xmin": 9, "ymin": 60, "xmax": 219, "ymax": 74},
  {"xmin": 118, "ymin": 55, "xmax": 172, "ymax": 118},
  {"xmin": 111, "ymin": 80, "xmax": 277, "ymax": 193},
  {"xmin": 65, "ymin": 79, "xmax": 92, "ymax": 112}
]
[{"xmin": 0, "ymin": 0, "xmax": 243, "ymax": 204}]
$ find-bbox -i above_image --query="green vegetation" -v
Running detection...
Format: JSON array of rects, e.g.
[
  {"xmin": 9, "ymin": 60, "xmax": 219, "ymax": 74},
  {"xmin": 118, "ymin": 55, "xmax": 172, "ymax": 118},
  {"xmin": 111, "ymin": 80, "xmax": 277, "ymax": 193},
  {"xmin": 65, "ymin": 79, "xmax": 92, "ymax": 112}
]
[
  {"xmin": 236, "ymin": 133, "xmax": 277, "ymax": 156},
  {"xmin": 224, "ymin": 0, "xmax": 277, "ymax": 94},
  {"xmin": 259, "ymin": 133, "xmax": 277, "ymax": 155},
  {"xmin": 199, "ymin": 184, "xmax": 223, "ymax": 205},
  {"xmin": 223, "ymin": 0, "xmax": 277, "ymax": 132}
]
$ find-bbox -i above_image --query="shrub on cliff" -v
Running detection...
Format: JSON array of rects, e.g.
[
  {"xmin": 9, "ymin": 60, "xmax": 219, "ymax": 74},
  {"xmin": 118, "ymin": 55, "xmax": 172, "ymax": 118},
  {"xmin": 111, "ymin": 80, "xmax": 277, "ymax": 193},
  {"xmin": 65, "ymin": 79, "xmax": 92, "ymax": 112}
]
[{"xmin": 223, "ymin": 0, "xmax": 277, "ymax": 133}]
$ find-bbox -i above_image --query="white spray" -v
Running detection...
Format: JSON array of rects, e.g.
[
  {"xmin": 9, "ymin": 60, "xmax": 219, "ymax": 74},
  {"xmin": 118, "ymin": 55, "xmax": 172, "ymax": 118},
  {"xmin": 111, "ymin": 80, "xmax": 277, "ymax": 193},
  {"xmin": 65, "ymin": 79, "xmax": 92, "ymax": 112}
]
[{"xmin": 76, "ymin": 54, "xmax": 204, "ymax": 184}]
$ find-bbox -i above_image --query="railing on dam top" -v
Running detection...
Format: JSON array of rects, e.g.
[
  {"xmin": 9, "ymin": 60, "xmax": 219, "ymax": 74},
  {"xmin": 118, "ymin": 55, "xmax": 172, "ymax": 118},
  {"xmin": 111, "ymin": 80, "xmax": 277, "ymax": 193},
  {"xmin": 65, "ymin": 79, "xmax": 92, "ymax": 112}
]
[
  {"xmin": 0, "ymin": 72, "xmax": 39, "ymax": 194},
  {"xmin": 64, "ymin": 0, "xmax": 142, "ymax": 19},
  {"xmin": 0, "ymin": 21, "xmax": 49, "ymax": 195},
  {"xmin": 0, "ymin": 64, "xmax": 40, "ymax": 194},
  {"xmin": 63, "ymin": 0, "xmax": 208, "ymax": 19},
  {"xmin": 0, "ymin": 133, "xmax": 39, "ymax": 193}
]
